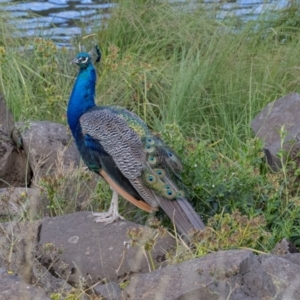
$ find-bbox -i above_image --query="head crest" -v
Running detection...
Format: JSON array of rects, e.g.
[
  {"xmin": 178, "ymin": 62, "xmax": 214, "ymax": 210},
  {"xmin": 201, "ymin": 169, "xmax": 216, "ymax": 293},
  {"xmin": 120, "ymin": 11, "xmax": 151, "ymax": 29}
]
[{"xmin": 88, "ymin": 46, "xmax": 101, "ymax": 64}]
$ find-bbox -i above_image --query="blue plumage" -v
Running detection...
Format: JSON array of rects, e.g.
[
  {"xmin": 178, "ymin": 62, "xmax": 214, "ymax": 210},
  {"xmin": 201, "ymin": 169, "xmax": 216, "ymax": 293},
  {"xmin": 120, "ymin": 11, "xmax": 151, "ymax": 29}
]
[{"xmin": 67, "ymin": 47, "xmax": 205, "ymax": 237}]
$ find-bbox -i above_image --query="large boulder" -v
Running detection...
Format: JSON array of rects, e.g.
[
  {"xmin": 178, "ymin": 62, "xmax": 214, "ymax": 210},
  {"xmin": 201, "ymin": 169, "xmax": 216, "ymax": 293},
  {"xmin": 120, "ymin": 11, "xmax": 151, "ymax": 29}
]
[
  {"xmin": 11, "ymin": 121, "xmax": 81, "ymax": 184},
  {"xmin": 123, "ymin": 250, "xmax": 254, "ymax": 300},
  {"xmin": 252, "ymin": 93, "xmax": 300, "ymax": 170},
  {"xmin": 124, "ymin": 250, "xmax": 300, "ymax": 300},
  {"xmin": 37, "ymin": 211, "xmax": 176, "ymax": 287}
]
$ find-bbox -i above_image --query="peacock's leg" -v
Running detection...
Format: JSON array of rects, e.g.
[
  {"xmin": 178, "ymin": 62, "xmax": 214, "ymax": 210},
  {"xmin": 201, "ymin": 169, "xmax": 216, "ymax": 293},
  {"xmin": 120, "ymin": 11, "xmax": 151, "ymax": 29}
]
[{"xmin": 93, "ymin": 189, "xmax": 125, "ymax": 224}]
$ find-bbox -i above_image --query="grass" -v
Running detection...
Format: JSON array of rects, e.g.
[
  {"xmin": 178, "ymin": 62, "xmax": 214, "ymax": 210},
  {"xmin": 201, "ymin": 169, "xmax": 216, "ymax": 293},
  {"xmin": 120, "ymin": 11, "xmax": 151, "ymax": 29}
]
[{"xmin": 2, "ymin": 0, "xmax": 300, "ymax": 257}]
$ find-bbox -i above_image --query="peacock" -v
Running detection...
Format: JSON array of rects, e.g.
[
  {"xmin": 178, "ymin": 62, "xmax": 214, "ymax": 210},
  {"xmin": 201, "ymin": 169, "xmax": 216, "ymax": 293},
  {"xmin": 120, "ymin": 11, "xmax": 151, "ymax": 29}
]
[{"xmin": 67, "ymin": 46, "xmax": 205, "ymax": 238}]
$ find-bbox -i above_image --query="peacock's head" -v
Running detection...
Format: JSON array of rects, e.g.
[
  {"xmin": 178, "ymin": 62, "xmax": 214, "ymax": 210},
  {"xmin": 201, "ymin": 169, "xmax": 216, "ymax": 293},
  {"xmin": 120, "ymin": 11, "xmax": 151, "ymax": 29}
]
[
  {"xmin": 72, "ymin": 52, "xmax": 92, "ymax": 69},
  {"xmin": 72, "ymin": 46, "xmax": 101, "ymax": 70}
]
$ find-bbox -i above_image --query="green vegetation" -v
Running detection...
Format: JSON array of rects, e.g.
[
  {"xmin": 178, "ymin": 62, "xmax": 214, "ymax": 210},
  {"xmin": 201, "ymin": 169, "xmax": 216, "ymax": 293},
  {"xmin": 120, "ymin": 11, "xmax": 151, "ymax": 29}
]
[{"xmin": 2, "ymin": 0, "xmax": 300, "ymax": 256}]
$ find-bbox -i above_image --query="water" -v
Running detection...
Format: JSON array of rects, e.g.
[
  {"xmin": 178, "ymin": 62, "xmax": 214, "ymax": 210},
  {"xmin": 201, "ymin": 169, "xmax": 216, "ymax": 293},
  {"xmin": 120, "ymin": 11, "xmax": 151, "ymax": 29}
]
[
  {"xmin": 0, "ymin": 0, "xmax": 291, "ymax": 47},
  {"xmin": 0, "ymin": 0, "xmax": 114, "ymax": 47}
]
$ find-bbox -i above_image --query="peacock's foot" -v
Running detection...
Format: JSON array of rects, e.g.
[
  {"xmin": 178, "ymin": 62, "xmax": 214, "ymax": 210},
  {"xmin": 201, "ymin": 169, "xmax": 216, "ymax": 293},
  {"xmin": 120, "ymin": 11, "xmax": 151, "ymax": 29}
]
[
  {"xmin": 92, "ymin": 211, "xmax": 125, "ymax": 224},
  {"xmin": 92, "ymin": 189, "xmax": 124, "ymax": 224}
]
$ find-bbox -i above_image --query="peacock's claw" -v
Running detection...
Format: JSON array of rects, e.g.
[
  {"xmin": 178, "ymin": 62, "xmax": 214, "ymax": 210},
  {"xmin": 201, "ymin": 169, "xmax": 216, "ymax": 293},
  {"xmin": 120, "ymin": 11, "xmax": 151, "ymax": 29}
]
[
  {"xmin": 92, "ymin": 211, "xmax": 124, "ymax": 224},
  {"xmin": 92, "ymin": 189, "xmax": 124, "ymax": 224}
]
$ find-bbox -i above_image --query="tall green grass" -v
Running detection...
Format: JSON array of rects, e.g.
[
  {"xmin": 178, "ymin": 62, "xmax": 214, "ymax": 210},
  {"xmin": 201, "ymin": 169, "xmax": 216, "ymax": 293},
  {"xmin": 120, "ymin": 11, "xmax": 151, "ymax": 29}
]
[
  {"xmin": 98, "ymin": 0, "xmax": 300, "ymax": 153},
  {"xmin": 0, "ymin": 11, "xmax": 73, "ymax": 123}
]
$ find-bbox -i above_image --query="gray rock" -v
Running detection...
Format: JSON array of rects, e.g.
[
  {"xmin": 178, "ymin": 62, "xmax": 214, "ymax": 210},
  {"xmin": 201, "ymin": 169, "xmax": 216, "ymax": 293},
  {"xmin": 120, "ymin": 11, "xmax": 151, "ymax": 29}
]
[
  {"xmin": 0, "ymin": 218, "xmax": 85, "ymax": 298},
  {"xmin": 0, "ymin": 93, "xmax": 14, "ymax": 135},
  {"xmin": 93, "ymin": 282, "xmax": 122, "ymax": 299},
  {"xmin": 0, "ymin": 268, "xmax": 50, "ymax": 300},
  {"xmin": 123, "ymin": 250, "xmax": 253, "ymax": 300},
  {"xmin": 281, "ymin": 253, "xmax": 300, "ymax": 267},
  {"xmin": 0, "ymin": 222, "xmax": 71, "ymax": 300},
  {"xmin": 262, "ymin": 255, "xmax": 300, "ymax": 299},
  {"xmin": 261, "ymin": 254, "xmax": 300, "ymax": 299},
  {"xmin": 0, "ymin": 220, "xmax": 41, "ymax": 283},
  {"xmin": 0, "ymin": 187, "xmax": 45, "ymax": 219},
  {"xmin": 240, "ymin": 254, "xmax": 277, "ymax": 298},
  {"xmin": 272, "ymin": 238, "xmax": 299, "ymax": 255},
  {"xmin": 0, "ymin": 129, "xmax": 31, "ymax": 188},
  {"xmin": 229, "ymin": 283, "xmax": 261, "ymax": 300},
  {"xmin": 11, "ymin": 121, "xmax": 80, "ymax": 183},
  {"xmin": 37, "ymin": 211, "xmax": 176, "ymax": 287},
  {"xmin": 241, "ymin": 254, "xmax": 300, "ymax": 300},
  {"xmin": 32, "ymin": 263, "xmax": 73, "ymax": 296},
  {"xmin": 251, "ymin": 93, "xmax": 300, "ymax": 170},
  {"xmin": 124, "ymin": 251, "xmax": 300, "ymax": 300}
]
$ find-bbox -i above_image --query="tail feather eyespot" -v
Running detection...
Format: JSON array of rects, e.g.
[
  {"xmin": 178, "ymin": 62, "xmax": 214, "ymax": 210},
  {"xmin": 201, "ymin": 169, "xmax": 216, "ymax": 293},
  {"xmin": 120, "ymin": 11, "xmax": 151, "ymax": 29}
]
[
  {"xmin": 168, "ymin": 152, "xmax": 173, "ymax": 157},
  {"xmin": 176, "ymin": 190, "xmax": 185, "ymax": 199},
  {"xmin": 148, "ymin": 155, "xmax": 157, "ymax": 165},
  {"xmin": 145, "ymin": 144, "xmax": 155, "ymax": 153},
  {"xmin": 154, "ymin": 168, "xmax": 165, "ymax": 178},
  {"xmin": 163, "ymin": 188, "xmax": 176, "ymax": 199},
  {"xmin": 145, "ymin": 136, "xmax": 155, "ymax": 145},
  {"xmin": 145, "ymin": 174, "xmax": 156, "ymax": 185}
]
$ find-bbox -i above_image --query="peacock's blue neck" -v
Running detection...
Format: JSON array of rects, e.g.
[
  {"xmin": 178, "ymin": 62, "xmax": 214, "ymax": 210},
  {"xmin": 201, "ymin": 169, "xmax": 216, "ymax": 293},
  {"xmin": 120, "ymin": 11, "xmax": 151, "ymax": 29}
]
[{"xmin": 67, "ymin": 64, "xmax": 97, "ymax": 135}]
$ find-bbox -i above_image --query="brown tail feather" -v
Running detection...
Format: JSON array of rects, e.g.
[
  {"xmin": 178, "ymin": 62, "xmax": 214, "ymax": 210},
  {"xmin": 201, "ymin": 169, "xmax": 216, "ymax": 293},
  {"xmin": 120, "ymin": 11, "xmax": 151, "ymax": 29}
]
[
  {"xmin": 157, "ymin": 196, "xmax": 205, "ymax": 238},
  {"xmin": 159, "ymin": 177, "xmax": 205, "ymax": 237}
]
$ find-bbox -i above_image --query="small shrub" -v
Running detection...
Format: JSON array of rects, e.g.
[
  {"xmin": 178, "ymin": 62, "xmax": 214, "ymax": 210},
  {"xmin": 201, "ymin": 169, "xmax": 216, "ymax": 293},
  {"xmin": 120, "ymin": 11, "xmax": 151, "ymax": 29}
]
[{"xmin": 191, "ymin": 209, "xmax": 271, "ymax": 255}]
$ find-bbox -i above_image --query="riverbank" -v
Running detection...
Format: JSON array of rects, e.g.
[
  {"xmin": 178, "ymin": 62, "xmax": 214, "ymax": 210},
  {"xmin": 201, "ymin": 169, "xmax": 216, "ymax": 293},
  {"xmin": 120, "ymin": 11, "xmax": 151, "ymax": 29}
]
[{"xmin": 0, "ymin": 0, "xmax": 293, "ymax": 47}]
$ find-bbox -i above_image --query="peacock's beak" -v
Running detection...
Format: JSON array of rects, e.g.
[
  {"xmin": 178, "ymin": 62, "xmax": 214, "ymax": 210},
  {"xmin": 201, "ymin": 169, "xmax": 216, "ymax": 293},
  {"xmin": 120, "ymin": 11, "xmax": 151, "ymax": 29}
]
[{"xmin": 71, "ymin": 57, "xmax": 79, "ymax": 64}]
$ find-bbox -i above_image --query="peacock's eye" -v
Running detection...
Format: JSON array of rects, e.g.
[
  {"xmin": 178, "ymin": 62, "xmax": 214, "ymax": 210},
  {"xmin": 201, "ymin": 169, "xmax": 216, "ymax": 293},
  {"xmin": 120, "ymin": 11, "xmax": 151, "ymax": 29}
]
[{"xmin": 80, "ymin": 57, "xmax": 89, "ymax": 63}]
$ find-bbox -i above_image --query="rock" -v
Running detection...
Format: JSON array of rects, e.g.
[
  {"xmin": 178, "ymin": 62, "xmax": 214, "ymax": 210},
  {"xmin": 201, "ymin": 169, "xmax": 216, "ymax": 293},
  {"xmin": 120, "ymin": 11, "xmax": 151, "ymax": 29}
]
[
  {"xmin": 124, "ymin": 250, "xmax": 300, "ymax": 300},
  {"xmin": 0, "ymin": 220, "xmax": 72, "ymax": 296},
  {"xmin": 37, "ymin": 211, "xmax": 176, "ymax": 287},
  {"xmin": 281, "ymin": 253, "xmax": 300, "ymax": 267},
  {"xmin": 0, "ymin": 188, "xmax": 46, "ymax": 219},
  {"xmin": 32, "ymin": 263, "xmax": 73, "ymax": 296},
  {"xmin": 0, "ymin": 129, "xmax": 31, "ymax": 188},
  {"xmin": 10, "ymin": 121, "xmax": 98, "ymax": 215},
  {"xmin": 260, "ymin": 254, "xmax": 300, "ymax": 299},
  {"xmin": 0, "ymin": 268, "xmax": 50, "ymax": 300},
  {"xmin": 0, "ymin": 93, "xmax": 14, "ymax": 135},
  {"xmin": 241, "ymin": 254, "xmax": 300, "ymax": 300},
  {"xmin": 93, "ymin": 282, "xmax": 122, "ymax": 299},
  {"xmin": 272, "ymin": 238, "xmax": 299, "ymax": 255},
  {"xmin": 11, "ymin": 121, "xmax": 80, "ymax": 183},
  {"xmin": 123, "ymin": 250, "xmax": 253, "ymax": 300},
  {"xmin": 251, "ymin": 93, "xmax": 300, "ymax": 170},
  {"xmin": 0, "ymin": 218, "xmax": 83, "ymax": 298},
  {"xmin": 240, "ymin": 254, "xmax": 277, "ymax": 299},
  {"xmin": 0, "ymin": 220, "xmax": 41, "ymax": 282},
  {"xmin": 0, "ymin": 94, "xmax": 29, "ymax": 188}
]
